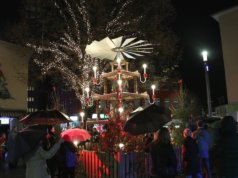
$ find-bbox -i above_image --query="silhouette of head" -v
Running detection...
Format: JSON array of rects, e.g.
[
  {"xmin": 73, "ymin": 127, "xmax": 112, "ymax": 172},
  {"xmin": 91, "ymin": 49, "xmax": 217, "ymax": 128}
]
[
  {"xmin": 183, "ymin": 128, "xmax": 192, "ymax": 138},
  {"xmin": 221, "ymin": 115, "xmax": 237, "ymax": 135},
  {"xmin": 158, "ymin": 127, "xmax": 171, "ymax": 144},
  {"xmin": 197, "ymin": 120, "xmax": 205, "ymax": 128}
]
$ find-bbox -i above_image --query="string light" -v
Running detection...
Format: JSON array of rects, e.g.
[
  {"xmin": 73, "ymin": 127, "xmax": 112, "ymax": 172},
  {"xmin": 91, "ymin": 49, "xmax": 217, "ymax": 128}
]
[{"xmin": 27, "ymin": 0, "xmax": 146, "ymax": 108}]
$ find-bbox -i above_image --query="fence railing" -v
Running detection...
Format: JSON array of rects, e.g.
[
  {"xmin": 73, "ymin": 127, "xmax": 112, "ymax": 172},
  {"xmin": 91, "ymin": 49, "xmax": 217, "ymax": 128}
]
[{"xmin": 77, "ymin": 147, "xmax": 182, "ymax": 178}]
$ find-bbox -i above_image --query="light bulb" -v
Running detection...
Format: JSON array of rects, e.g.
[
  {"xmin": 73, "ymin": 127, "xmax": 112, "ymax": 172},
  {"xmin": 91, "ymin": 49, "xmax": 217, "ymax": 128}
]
[
  {"xmin": 142, "ymin": 64, "xmax": 147, "ymax": 73},
  {"xmin": 202, "ymin": 50, "xmax": 208, "ymax": 62},
  {"xmin": 151, "ymin": 85, "xmax": 156, "ymax": 95},
  {"xmin": 93, "ymin": 66, "xmax": 97, "ymax": 78},
  {"xmin": 118, "ymin": 107, "xmax": 124, "ymax": 113}
]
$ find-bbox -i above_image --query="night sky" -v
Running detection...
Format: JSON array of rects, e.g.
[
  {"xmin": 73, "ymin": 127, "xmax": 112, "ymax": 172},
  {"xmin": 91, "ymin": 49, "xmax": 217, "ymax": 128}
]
[
  {"xmin": 1, "ymin": 0, "xmax": 238, "ymax": 109},
  {"xmin": 0, "ymin": 0, "xmax": 21, "ymax": 24},
  {"xmin": 173, "ymin": 0, "xmax": 238, "ymax": 108}
]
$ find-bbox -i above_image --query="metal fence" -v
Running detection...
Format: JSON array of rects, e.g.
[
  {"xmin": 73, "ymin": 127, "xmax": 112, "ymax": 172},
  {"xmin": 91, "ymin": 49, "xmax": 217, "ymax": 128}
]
[{"xmin": 76, "ymin": 147, "xmax": 182, "ymax": 178}]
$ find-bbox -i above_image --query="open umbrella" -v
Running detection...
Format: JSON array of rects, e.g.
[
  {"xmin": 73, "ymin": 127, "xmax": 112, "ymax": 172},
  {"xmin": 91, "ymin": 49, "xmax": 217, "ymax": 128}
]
[
  {"xmin": 165, "ymin": 119, "xmax": 183, "ymax": 127},
  {"xmin": 61, "ymin": 128, "xmax": 91, "ymax": 143},
  {"xmin": 10, "ymin": 125, "xmax": 48, "ymax": 162},
  {"xmin": 20, "ymin": 110, "xmax": 71, "ymax": 125},
  {"xmin": 124, "ymin": 104, "xmax": 171, "ymax": 135},
  {"xmin": 129, "ymin": 106, "xmax": 144, "ymax": 116}
]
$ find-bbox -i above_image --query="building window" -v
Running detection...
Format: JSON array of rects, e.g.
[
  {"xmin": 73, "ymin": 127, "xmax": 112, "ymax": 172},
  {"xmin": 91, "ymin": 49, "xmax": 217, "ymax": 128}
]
[
  {"xmin": 27, "ymin": 86, "xmax": 35, "ymax": 91},
  {"xmin": 27, "ymin": 97, "xmax": 35, "ymax": 102}
]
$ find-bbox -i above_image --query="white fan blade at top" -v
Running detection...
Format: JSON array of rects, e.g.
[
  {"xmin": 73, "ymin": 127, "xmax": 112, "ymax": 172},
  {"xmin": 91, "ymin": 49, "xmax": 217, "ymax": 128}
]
[
  {"xmin": 121, "ymin": 37, "xmax": 137, "ymax": 47},
  {"xmin": 85, "ymin": 37, "xmax": 116, "ymax": 60},
  {"xmin": 122, "ymin": 52, "xmax": 136, "ymax": 59},
  {"xmin": 127, "ymin": 43, "xmax": 153, "ymax": 48},
  {"xmin": 112, "ymin": 36, "xmax": 123, "ymax": 47},
  {"xmin": 126, "ymin": 40, "xmax": 145, "ymax": 47},
  {"xmin": 126, "ymin": 51, "xmax": 144, "ymax": 56},
  {"xmin": 100, "ymin": 37, "xmax": 116, "ymax": 49},
  {"xmin": 95, "ymin": 52, "xmax": 117, "ymax": 61},
  {"xmin": 85, "ymin": 36, "xmax": 153, "ymax": 61},
  {"xmin": 115, "ymin": 52, "xmax": 124, "ymax": 61}
]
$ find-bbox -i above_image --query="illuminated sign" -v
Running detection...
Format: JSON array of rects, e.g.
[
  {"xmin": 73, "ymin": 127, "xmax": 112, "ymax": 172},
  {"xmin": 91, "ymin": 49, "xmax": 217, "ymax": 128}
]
[{"xmin": 0, "ymin": 117, "xmax": 10, "ymax": 125}]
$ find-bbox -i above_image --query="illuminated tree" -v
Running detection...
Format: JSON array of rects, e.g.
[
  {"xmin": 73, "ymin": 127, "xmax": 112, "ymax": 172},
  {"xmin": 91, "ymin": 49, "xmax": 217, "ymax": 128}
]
[{"xmin": 3, "ymin": 0, "xmax": 180, "ymax": 107}]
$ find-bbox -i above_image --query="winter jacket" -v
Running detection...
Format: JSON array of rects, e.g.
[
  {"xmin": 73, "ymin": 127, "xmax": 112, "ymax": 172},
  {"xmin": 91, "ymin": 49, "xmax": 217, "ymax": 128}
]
[
  {"xmin": 150, "ymin": 141, "xmax": 177, "ymax": 178},
  {"xmin": 25, "ymin": 140, "xmax": 62, "ymax": 178},
  {"xmin": 182, "ymin": 136, "xmax": 201, "ymax": 175},
  {"xmin": 214, "ymin": 133, "xmax": 238, "ymax": 177},
  {"xmin": 193, "ymin": 128, "xmax": 211, "ymax": 158}
]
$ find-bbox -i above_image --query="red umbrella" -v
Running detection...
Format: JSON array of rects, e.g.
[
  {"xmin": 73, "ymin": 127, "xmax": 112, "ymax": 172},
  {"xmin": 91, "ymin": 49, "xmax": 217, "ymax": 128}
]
[{"xmin": 61, "ymin": 128, "xmax": 91, "ymax": 143}]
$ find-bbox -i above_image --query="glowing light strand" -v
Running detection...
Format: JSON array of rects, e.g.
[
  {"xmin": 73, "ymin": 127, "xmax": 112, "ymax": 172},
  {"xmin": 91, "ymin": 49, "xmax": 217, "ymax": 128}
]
[
  {"xmin": 63, "ymin": 0, "xmax": 81, "ymax": 43},
  {"xmin": 53, "ymin": 1, "xmax": 72, "ymax": 36},
  {"xmin": 76, "ymin": 0, "xmax": 92, "ymax": 42},
  {"xmin": 106, "ymin": 0, "xmax": 143, "ymax": 36},
  {"xmin": 29, "ymin": 0, "xmax": 145, "ymax": 107}
]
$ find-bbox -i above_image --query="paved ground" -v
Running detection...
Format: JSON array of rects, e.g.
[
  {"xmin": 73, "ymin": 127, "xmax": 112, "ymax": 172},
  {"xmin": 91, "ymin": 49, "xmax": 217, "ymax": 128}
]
[
  {"xmin": 0, "ymin": 167, "xmax": 186, "ymax": 178},
  {"xmin": 0, "ymin": 163, "xmax": 25, "ymax": 178},
  {"xmin": 0, "ymin": 161, "xmax": 187, "ymax": 178}
]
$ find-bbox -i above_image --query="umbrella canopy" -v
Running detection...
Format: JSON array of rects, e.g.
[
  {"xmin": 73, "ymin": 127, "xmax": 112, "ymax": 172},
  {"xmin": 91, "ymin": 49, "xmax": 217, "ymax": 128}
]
[
  {"xmin": 10, "ymin": 125, "xmax": 48, "ymax": 162},
  {"xmin": 61, "ymin": 128, "xmax": 91, "ymax": 143},
  {"xmin": 124, "ymin": 104, "xmax": 171, "ymax": 135},
  {"xmin": 85, "ymin": 36, "xmax": 153, "ymax": 61},
  {"xmin": 129, "ymin": 106, "xmax": 144, "ymax": 116},
  {"xmin": 165, "ymin": 119, "xmax": 183, "ymax": 127},
  {"xmin": 20, "ymin": 110, "xmax": 71, "ymax": 125}
]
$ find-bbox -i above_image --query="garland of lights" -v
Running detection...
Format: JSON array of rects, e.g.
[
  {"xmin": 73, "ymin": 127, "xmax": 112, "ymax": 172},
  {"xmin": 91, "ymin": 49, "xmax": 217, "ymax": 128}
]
[{"xmin": 27, "ymin": 0, "xmax": 146, "ymax": 109}]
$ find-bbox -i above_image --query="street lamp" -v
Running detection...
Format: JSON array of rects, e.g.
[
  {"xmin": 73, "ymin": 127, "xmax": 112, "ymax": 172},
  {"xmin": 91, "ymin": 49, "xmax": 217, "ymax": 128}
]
[{"xmin": 202, "ymin": 50, "xmax": 212, "ymax": 118}]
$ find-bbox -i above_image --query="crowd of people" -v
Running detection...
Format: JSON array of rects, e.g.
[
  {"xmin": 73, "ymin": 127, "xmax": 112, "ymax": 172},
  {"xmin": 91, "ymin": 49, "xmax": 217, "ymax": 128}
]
[
  {"xmin": 1, "ymin": 115, "xmax": 238, "ymax": 178},
  {"xmin": 0, "ymin": 126, "xmax": 78, "ymax": 178},
  {"xmin": 144, "ymin": 115, "xmax": 238, "ymax": 178},
  {"xmin": 181, "ymin": 115, "xmax": 238, "ymax": 178},
  {"xmin": 145, "ymin": 127, "xmax": 177, "ymax": 178}
]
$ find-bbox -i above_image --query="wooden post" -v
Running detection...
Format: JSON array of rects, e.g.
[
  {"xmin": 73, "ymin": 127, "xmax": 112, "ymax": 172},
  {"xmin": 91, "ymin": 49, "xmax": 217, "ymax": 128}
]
[
  {"xmin": 134, "ymin": 77, "xmax": 138, "ymax": 93},
  {"xmin": 104, "ymin": 80, "xmax": 107, "ymax": 94}
]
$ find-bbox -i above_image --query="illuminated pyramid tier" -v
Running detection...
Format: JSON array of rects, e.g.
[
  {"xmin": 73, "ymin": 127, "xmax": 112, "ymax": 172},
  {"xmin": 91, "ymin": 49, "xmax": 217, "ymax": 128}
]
[{"xmin": 93, "ymin": 60, "xmax": 149, "ymax": 102}]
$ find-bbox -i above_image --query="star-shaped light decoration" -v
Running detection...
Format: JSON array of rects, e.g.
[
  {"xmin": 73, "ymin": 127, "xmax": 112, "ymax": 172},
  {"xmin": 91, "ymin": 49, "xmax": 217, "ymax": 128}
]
[{"xmin": 85, "ymin": 36, "xmax": 153, "ymax": 61}]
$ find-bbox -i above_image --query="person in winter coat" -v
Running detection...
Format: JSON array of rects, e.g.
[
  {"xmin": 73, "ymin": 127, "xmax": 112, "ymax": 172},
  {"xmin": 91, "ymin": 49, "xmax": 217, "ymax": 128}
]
[
  {"xmin": 6, "ymin": 126, "xmax": 18, "ymax": 168},
  {"xmin": 46, "ymin": 126, "xmax": 59, "ymax": 178},
  {"xmin": 146, "ymin": 127, "xmax": 177, "ymax": 178},
  {"xmin": 0, "ymin": 133, "xmax": 6, "ymax": 167},
  {"xmin": 58, "ymin": 141, "xmax": 77, "ymax": 178},
  {"xmin": 182, "ymin": 128, "xmax": 202, "ymax": 178},
  {"xmin": 193, "ymin": 120, "xmax": 212, "ymax": 178},
  {"xmin": 213, "ymin": 116, "xmax": 238, "ymax": 178},
  {"xmin": 24, "ymin": 138, "xmax": 63, "ymax": 178}
]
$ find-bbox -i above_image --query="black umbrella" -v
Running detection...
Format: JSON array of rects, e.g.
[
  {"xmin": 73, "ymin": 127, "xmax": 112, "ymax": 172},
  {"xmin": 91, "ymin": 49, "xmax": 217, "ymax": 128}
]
[
  {"xmin": 124, "ymin": 104, "xmax": 171, "ymax": 135},
  {"xmin": 10, "ymin": 125, "xmax": 48, "ymax": 162},
  {"xmin": 20, "ymin": 110, "xmax": 71, "ymax": 125}
]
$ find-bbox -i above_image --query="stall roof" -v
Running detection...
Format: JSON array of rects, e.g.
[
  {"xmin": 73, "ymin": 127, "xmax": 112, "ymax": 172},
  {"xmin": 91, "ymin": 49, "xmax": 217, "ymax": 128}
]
[{"xmin": 0, "ymin": 109, "xmax": 26, "ymax": 118}]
